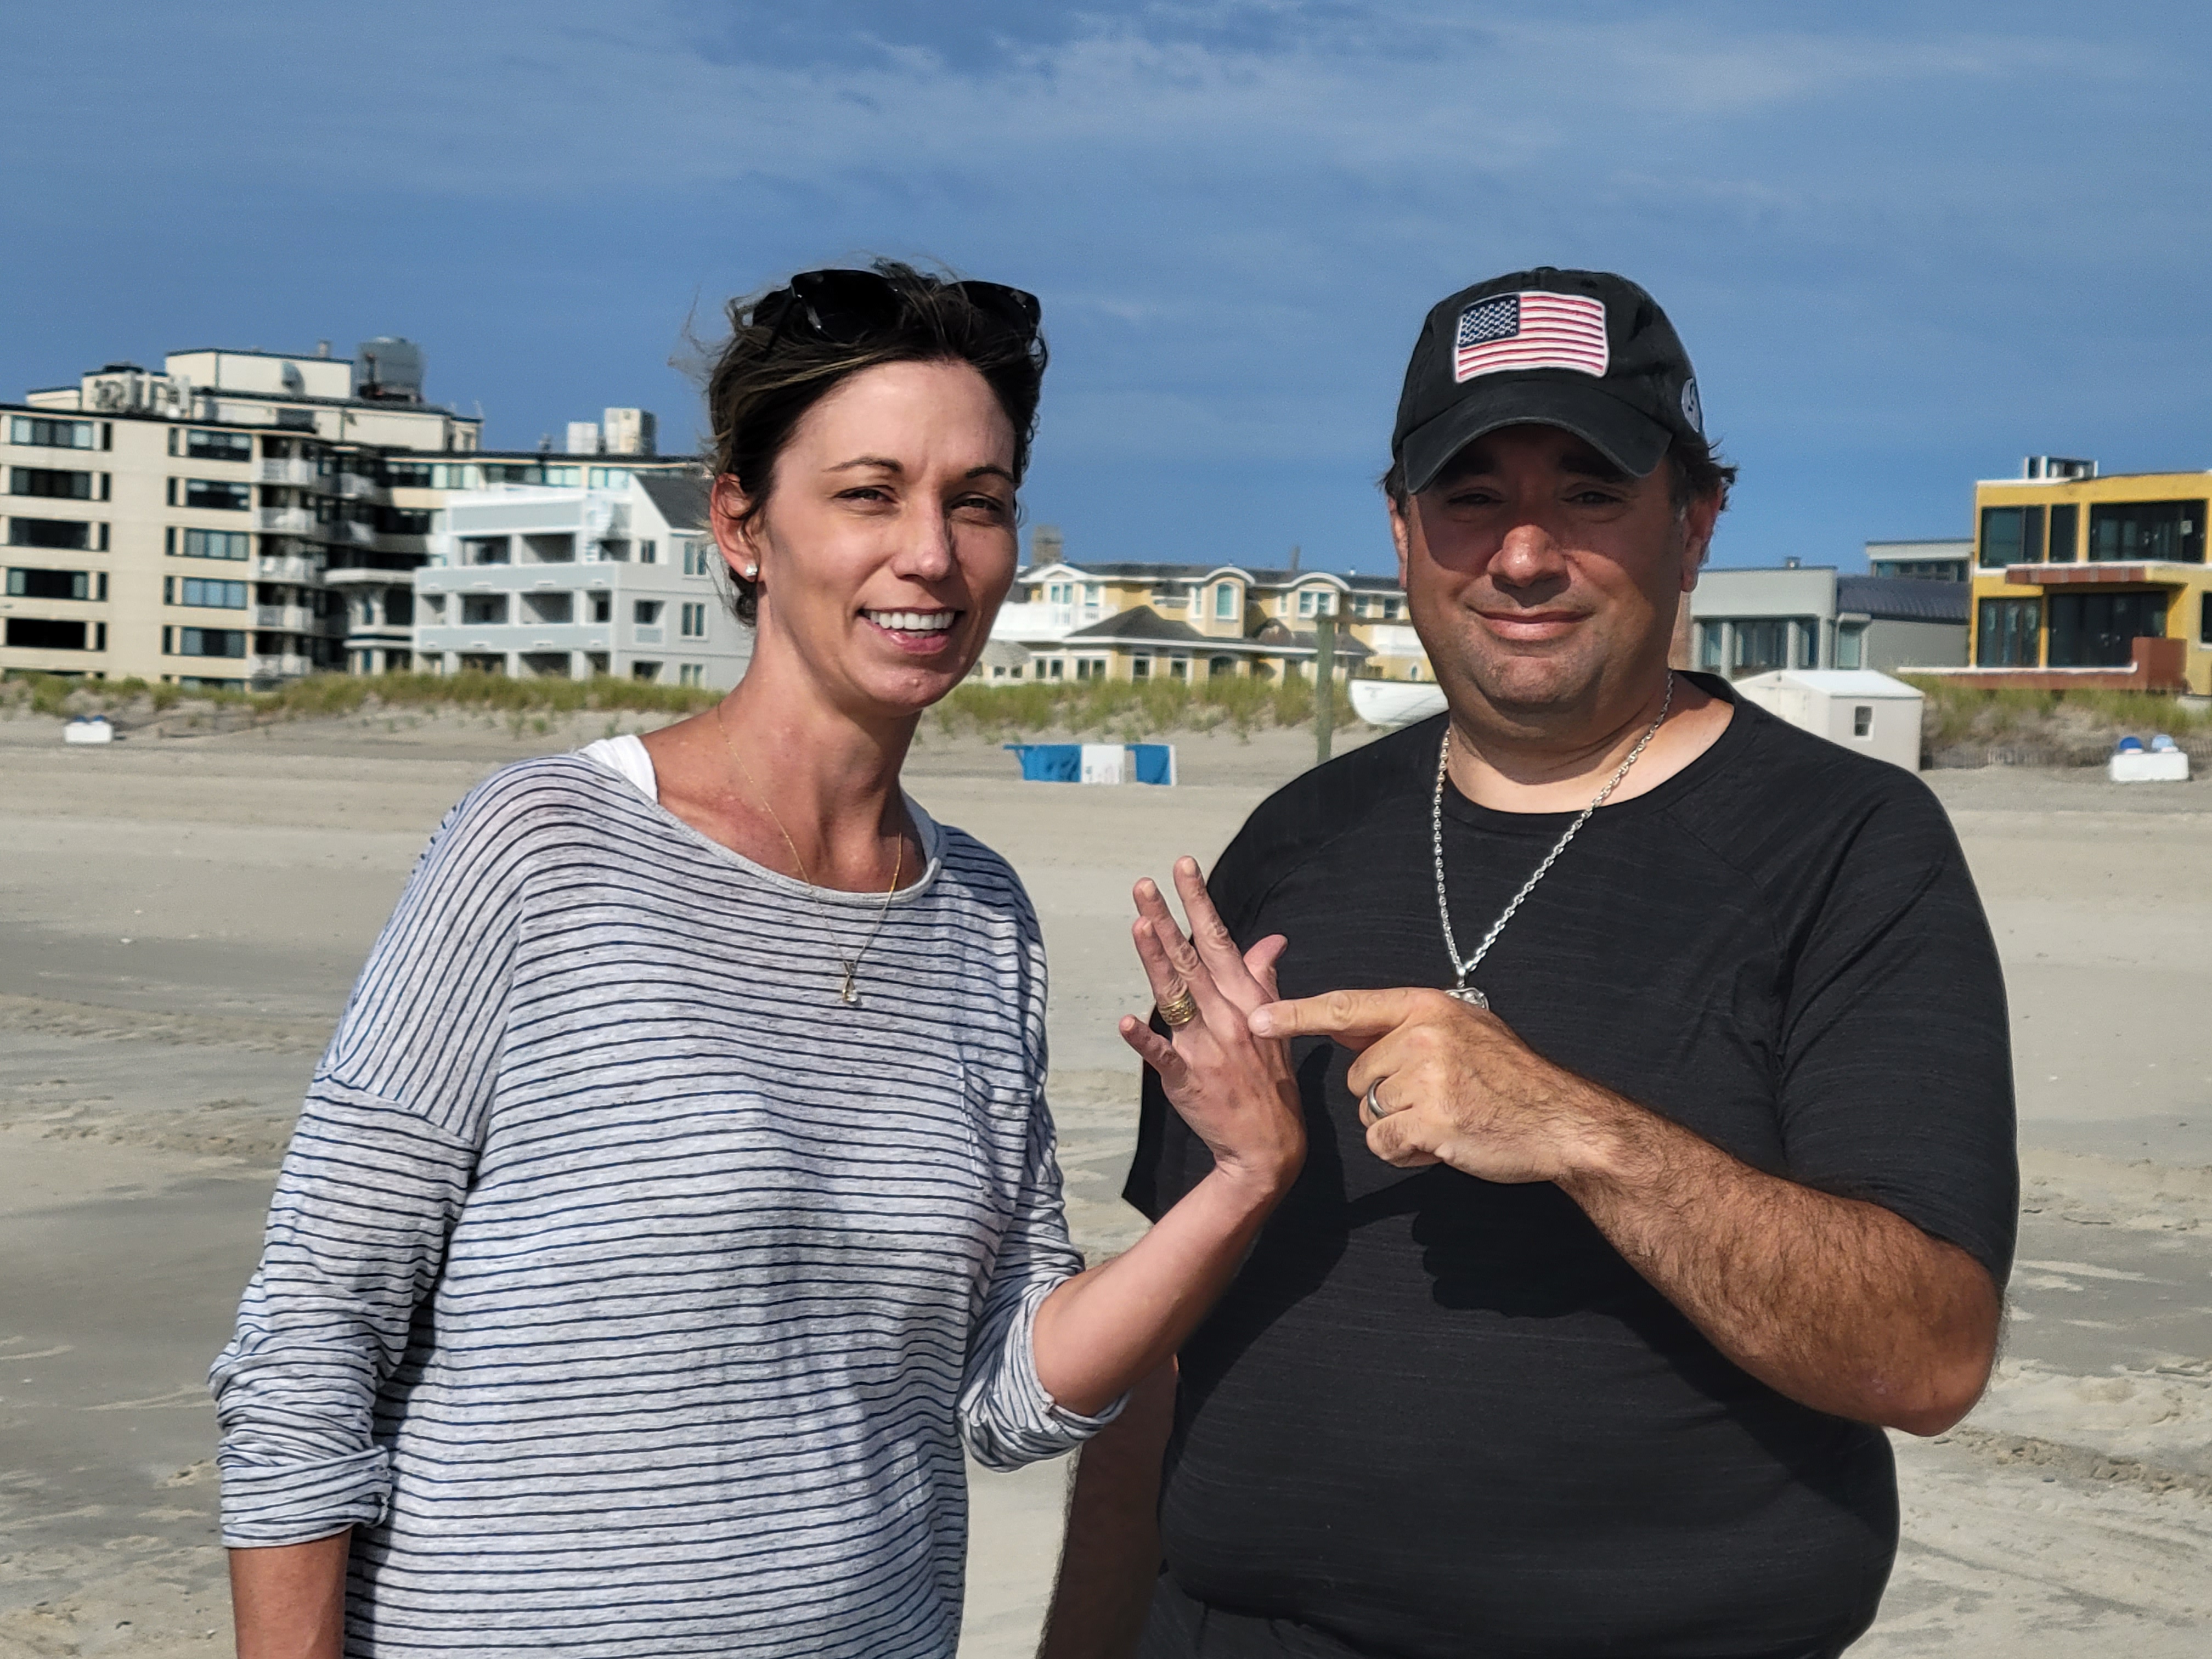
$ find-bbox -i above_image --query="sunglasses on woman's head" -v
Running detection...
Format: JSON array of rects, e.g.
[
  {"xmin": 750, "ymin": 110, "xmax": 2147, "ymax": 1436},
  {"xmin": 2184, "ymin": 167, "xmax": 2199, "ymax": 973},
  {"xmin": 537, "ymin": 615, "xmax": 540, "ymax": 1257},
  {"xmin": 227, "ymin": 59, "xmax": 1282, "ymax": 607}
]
[{"xmin": 753, "ymin": 269, "xmax": 1042, "ymax": 351}]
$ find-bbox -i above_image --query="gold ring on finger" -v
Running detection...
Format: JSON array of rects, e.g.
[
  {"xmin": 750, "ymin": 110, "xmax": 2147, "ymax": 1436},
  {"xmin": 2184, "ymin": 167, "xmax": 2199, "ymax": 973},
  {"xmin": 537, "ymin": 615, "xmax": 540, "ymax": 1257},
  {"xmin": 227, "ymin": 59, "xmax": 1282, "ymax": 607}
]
[{"xmin": 1158, "ymin": 986, "xmax": 1199, "ymax": 1029}]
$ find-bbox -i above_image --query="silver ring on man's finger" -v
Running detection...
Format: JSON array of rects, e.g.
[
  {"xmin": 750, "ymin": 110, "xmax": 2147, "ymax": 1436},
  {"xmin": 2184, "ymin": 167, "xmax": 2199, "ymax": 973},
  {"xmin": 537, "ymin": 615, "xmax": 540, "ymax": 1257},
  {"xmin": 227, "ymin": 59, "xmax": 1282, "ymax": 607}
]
[{"xmin": 1363, "ymin": 1080, "xmax": 1395, "ymax": 1119}]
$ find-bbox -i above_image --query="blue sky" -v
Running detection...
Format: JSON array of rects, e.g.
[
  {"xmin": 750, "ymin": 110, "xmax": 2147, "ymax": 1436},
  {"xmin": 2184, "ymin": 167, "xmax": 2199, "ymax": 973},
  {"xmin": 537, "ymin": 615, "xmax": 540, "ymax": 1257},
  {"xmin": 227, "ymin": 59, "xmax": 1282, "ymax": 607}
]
[{"xmin": 4, "ymin": 2, "xmax": 2209, "ymax": 574}]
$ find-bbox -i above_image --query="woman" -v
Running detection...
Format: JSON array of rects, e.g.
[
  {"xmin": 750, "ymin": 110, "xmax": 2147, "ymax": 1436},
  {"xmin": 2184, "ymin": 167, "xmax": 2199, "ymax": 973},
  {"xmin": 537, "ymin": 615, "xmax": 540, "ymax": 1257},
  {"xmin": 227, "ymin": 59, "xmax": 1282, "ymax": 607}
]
[{"xmin": 213, "ymin": 264, "xmax": 1301, "ymax": 1657}]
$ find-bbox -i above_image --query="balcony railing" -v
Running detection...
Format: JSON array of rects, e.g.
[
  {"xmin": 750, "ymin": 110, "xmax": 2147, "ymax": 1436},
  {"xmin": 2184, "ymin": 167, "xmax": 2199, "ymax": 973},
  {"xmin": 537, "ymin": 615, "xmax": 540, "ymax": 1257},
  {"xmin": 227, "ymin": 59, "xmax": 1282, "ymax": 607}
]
[
  {"xmin": 256, "ymin": 605, "xmax": 319, "ymax": 631},
  {"xmin": 251, "ymin": 653, "xmax": 315, "ymax": 681},
  {"xmin": 256, "ymin": 554, "xmax": 321, "ymax": 583},
  {"xmin": 258, "ymin": 459, "xmax": 320, "ymax": 487},
  {"xmin": 259, "ymin": 506, "xmax": 317, "ymax": 535},
  {"xmin": 334, "ymin": 473, "xmax": 387, "ymax": 501},
  {"xmin": 330, "ymin": 520, "xmax": 376, "ymax": 546}
]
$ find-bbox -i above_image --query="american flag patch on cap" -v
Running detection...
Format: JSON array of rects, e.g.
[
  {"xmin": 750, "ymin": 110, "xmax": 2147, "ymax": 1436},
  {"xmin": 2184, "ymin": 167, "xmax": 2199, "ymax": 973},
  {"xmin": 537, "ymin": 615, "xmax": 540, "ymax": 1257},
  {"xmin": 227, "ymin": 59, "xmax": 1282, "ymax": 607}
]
[{"xmin": 1453, "ymin": 291, "xmax": 1610, "ymax": 383}]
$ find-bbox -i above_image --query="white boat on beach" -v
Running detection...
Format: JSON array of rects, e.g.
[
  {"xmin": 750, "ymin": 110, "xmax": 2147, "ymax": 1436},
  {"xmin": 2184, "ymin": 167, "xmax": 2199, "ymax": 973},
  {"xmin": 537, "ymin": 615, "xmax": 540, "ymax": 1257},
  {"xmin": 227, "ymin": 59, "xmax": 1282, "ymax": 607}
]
[{"xmin": 1348, "ymin": 679, "xmax": 1447, "ymax": 729}]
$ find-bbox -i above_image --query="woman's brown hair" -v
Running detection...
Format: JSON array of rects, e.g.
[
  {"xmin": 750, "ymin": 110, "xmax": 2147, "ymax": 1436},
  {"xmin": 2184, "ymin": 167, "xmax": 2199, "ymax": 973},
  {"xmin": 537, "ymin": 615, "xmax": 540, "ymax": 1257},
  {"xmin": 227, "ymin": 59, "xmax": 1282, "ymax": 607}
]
[{"xmin": 703, "ymin": 261, "xmax": 1047, "ymax": 624}]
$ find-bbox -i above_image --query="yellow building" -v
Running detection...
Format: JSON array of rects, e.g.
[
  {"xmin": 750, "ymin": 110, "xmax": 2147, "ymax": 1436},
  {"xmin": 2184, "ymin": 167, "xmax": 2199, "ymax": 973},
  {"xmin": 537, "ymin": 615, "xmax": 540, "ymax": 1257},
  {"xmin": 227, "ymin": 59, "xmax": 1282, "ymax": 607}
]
[
  {"xmin": 1959, "ymin": 457, "xmax": 2208, "ymax": 693},
  {"xmin": 983, "ymin": 560, "xmax": 1430, "ymax": 685}
]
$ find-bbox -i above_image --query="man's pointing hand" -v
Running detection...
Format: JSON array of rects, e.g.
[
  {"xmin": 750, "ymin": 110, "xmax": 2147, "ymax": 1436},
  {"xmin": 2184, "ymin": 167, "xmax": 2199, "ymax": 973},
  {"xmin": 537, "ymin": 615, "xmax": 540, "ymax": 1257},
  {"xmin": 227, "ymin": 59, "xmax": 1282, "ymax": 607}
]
[{"xmin": 1250, "ymin": 989, "xmax": 1627, "ymax": 1183}]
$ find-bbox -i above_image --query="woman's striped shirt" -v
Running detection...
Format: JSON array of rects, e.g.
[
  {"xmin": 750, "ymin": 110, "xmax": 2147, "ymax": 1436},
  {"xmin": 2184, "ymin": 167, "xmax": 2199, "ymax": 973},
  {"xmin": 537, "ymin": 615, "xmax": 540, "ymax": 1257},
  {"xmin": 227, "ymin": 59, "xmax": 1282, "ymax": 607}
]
[{"xmin": 210, "ymin": 749, "xmax": 1114, "ymax": 1657}]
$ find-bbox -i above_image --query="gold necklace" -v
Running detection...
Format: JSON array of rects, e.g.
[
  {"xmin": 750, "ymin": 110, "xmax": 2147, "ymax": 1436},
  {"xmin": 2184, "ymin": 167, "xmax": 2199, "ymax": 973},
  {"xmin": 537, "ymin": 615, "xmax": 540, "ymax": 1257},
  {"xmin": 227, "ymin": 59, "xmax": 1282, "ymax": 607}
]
[{"xmin": 713, "ymin": 701, "xmax": 904, "ymax": 1006}]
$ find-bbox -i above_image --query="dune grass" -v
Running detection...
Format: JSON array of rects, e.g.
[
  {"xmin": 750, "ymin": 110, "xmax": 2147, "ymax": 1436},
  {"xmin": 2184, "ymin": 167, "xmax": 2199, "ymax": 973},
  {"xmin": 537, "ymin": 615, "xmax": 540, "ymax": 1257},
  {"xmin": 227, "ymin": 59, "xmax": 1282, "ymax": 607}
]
[
  {"xmin": 1900, "ymin": 674, "xmax": 2212, "ymax": 764},
  {"xmin": 3, "ymin": 668, "xmax": 1358, "ymax": 740},
  {"xmin": 932, "ymin": 673, "xmax": 1361, "ymax": 739}
]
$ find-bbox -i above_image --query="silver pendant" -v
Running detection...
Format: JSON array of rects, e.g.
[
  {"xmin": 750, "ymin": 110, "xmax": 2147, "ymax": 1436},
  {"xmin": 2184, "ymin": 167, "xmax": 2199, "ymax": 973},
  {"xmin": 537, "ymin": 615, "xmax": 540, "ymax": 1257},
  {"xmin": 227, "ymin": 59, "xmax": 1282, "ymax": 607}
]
[
  {"xmin": 839, "ymin": 964, "xmax": 859, "ymax": 1006},
  {"xmin": 1446, "ymin": 984, "xmax": 1488, "ymax": 1010}
]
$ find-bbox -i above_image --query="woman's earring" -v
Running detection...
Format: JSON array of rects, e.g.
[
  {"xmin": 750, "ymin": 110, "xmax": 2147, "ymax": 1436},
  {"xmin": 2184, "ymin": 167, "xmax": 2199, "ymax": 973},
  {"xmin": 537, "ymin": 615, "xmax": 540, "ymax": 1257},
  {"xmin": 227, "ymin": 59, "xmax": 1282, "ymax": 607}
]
[{"xmin": 743, "ymin": 563, "xmax": 759, "ymax": 581}]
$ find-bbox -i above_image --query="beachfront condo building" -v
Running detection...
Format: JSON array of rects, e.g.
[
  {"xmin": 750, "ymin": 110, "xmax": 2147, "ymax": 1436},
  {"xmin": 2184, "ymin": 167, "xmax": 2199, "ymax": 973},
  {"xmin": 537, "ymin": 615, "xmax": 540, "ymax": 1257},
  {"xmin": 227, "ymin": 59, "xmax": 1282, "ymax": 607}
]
[
  {"xmin": 980, "ymin": 556, "xmax": 1429, "ymax": 684},
  {"xmin": 1686, "ymin": 563, "xmax": 1967, "ymax": 680},
  {"xmin": 2, "ymin": 338, "xmax": 680, "ymax": 689},
  {"xmin": 410, "ymin": 476, "xmax": 749, "ymax": 689},
  {"xmin": 1945, "ymin": 458, "xmax": 2212, "ymax": 695}
]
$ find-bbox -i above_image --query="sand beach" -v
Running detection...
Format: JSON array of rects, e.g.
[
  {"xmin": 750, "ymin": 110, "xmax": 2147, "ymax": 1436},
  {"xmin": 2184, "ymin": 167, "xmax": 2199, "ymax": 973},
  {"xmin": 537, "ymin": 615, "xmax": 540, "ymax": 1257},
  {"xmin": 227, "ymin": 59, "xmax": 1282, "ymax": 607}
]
[{"xmin": 1, "ymin": 705, "xmax": 2206, "ymax": 1656}]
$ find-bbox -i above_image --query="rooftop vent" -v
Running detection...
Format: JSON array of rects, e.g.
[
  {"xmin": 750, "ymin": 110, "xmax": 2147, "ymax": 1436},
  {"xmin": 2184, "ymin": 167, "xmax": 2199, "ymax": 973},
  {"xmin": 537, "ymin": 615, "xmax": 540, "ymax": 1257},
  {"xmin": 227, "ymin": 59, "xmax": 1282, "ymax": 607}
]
[{"xmin": 2023, "ymin": 455, "xmax": 2096, "ymax": 481}]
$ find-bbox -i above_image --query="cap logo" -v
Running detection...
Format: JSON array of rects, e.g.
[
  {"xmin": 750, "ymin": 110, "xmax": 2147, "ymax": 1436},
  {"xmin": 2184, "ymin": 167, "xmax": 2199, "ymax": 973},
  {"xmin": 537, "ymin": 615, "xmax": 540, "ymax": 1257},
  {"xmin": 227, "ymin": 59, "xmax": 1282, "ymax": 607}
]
[
  {"xmin": 1680, "ymin": 377, "xmax": 1703, "ymax": 435},
  {"xmin": 1453, "ymin": 291, "xmax": 1609, "ymax": 383}
]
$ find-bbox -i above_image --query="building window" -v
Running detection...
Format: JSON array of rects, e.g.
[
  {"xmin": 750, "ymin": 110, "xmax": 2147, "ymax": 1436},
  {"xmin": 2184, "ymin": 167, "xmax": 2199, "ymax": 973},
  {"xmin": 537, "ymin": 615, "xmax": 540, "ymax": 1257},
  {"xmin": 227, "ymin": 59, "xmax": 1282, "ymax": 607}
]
[
  {"xmin": 9, "ymin": 416, "xmax": 94, "ymax": 450},
  {"xmin": 386, "ymin": 460, "xmax": 435, "ymax": 488},
  {"xmin": 634, "ymin": 600, "xmax": 663, "ymax": 626},
  {"xmin": 679, "ymin": 664, "xmax": 704, "ymax": 686},
  {"xmin": 2202, "ymin": 592, "xmax": 2212, "ymax": 647},
  {"xmin": 1209, "ymin": 656, "xmax": 1234, "ymax": 678},
  {"xmin": 184, "ymin": 479, "xmax": 251, "ymax": 511},
  {"xmin": 7, "ymin": 517, "xmax": 92, "ymax": 550},
  {"xmin": 639, "ymin": 540, "xmax": 657, "ymax": 565},
  {"xmin": 5, "ymin": 616, "xmax": 91, "ymax": 650},
  {"xmin": 1852, "ymin": 705, "xmax": 1873, "ymax": 738},
  {"xmin": 1975, "ymin": 597, "xmax": 2041, "ymax": 667},
  {"xmin": 588, "ymin": 466, "xmax": 632, "ymax": 489},
  {"xmin": 380, "ymin": 507, "xmax": 434, "ymax": 535},
  {"xmin": 464, "ymin": 537, "xmax": 510, "ymax": 566},
  {"xmin": 1731, "ymin": 619, "xmax": 1788, "ymax": 676},
  {"xmin": 2048, "ymin": 591, "xmax": 2166, "ymax": 668},
  {"xmin": 173, "ymin": 528, "xmax": 251, "ymax": 561},
  {"xmin": 2047, "ymin": 503, "xmax": 2078, "ymax": 565},
  {"xmin": 2086, "ymin": 500, "xmax": 2205, "ymax": 565},
  {"xmin": 10, "ymin": 466, "xmax": 94, "ymax": 500},
  {"xmin": 8, "ymin": 567, "xmax": 101, "ymax": 601},
  {"xmin": 167, "ymin": 576, "xmax": 249, "ymax": 608},
  {"xmin": 171, "ymin": 626, "xmax": 249, "ymax": 658},
  {"xmin": 632, "ymin": 661, "xmax": 661, "ymax": 681},
  {"xmin": 1132, "ymin": 655, "xmax": 1152, "ymax": 680},
  {"xmin": 1170, "ymin": 656, "xmax": 1189, "ymax": 680},
  {"xmin": 1797, "ymin": 619, "xmax": 1817, "ymax": 669},
  {"xmin": 1298, "ymin": 590, "xmax": 1316, "ymax": 617},
  {"xmin": 589, "ymin": 592, "xmax": 612, "ymax": 623},
  {"xmin": 434, "ymin": 464, "xmax": 480, "ymax": 489},
  {"xmin": 1213, "ymin": 583, "xmax": 1237, "ymax": 620},
  {"xmin": 1977, "ymin": 505, "xmax": 2044, "ymax": 567},
  {"xmin": 1084, "ymin": 583, "xmax": 1102, "ymax": 612},
  {"xmin": 680, "ymin": 602, "xmax": 707, "ymax": 638},
  {"xmin": 681, "ymin": 541, "xmax": 713, "ymax": 575},
  {"xmin": 1696, "ymin": 620, "xmax": 1724, "ymax": 671},
  {"xmin": 460, "ymin": 594, "xmax": 509, "ymax": 625},
  {"xmin": 1836, "ymin": 622, "xmax": 1866, "ymax": 670},
  {"xmin": 523, "ymin": 592, "xmax": 573, "ymax": 624},
  {"xmin": 185, "ymin": 429, "xmax": 253, "ymax": 463}
]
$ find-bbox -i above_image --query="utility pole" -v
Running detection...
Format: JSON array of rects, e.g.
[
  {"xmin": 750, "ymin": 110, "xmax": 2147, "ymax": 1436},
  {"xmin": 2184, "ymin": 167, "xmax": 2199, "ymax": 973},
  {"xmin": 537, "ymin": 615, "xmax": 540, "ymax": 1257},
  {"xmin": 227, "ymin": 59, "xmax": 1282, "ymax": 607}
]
[{"xmin": 1313, "ymin": 614, "xmax": 1336, "ymax": 766}]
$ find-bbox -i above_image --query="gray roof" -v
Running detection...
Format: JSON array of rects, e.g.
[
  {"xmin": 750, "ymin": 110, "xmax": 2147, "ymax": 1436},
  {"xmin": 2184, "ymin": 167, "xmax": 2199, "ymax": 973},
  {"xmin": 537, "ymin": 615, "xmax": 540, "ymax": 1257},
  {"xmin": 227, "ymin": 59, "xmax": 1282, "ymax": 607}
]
[
  {"xmin": 637, "ymin": 472, "xmax": 710, "ymax": 531},
  {"xmin": 1062, "ymin": 605, "xmax": 1211, "ymax": 645},
  {"xmin": 1836, "ymin": 575, "xmax": 1969, "ymax": 624}
]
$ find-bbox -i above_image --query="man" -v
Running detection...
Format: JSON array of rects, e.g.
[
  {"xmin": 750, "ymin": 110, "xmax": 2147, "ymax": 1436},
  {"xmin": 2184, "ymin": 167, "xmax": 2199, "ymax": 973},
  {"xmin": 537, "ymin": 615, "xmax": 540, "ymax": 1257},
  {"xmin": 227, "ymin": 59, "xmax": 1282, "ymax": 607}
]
[{"xmin": 1040, "ymin": 268, "xmax": 2015, "ymax": 1659}]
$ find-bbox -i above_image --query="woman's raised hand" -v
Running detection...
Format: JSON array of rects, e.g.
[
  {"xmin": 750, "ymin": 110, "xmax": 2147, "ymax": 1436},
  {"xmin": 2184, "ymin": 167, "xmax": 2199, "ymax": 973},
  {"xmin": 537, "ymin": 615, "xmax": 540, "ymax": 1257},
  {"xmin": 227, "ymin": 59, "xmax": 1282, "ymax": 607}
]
[{"xmin": 1118, "ymin": 857, "xmax": 1304, "ymax": 1196}]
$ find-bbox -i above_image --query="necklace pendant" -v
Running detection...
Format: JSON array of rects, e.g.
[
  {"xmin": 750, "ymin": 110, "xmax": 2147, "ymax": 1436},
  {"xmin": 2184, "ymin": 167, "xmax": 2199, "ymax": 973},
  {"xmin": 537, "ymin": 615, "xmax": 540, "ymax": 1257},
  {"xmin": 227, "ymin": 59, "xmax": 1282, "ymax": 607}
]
[
  {"xmin": 838, "ymin": 965, "xmax": 859, "ymax": 1006},
  {"xmin": 1446, "ymin": 984, "xmax": 1489, "ymax": 1011}
]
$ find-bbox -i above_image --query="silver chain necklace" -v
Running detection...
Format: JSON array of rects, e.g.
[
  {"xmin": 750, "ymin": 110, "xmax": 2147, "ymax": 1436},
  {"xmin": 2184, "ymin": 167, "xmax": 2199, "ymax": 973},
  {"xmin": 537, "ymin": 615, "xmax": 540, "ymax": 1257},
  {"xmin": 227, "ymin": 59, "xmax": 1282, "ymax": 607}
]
[{"xmin": 1431, "ymin": 672, "xmax": 1674, "ymax": 1009}]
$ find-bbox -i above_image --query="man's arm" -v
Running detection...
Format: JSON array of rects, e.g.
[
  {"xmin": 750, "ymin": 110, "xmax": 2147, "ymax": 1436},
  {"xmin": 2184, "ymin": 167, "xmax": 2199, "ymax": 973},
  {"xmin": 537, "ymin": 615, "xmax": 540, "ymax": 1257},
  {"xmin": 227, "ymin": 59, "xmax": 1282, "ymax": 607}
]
[
  {"xmin": 1037, "ymin": 1363, "xmax": 1175, "ymax": 1659},
  {"xmin": 1254, "ymin": 990, "xmax": 2000, "ymax": 1435},
  {"xmin": 1554, "ymin": 1093, "xmax": 1997, "ymax": 1433},
  {"xmin": 230, "ymin": 1531, "xmax": 349, "ymax": 1659}
]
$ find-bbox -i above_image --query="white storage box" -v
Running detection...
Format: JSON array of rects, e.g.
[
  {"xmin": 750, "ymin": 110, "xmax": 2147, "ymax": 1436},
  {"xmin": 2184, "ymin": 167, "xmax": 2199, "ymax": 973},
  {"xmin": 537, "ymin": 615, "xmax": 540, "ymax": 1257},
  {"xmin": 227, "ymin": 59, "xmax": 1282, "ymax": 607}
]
[{"xmin": 2109, "ymin": 750, "xmax": 2189, "ymax": 783}]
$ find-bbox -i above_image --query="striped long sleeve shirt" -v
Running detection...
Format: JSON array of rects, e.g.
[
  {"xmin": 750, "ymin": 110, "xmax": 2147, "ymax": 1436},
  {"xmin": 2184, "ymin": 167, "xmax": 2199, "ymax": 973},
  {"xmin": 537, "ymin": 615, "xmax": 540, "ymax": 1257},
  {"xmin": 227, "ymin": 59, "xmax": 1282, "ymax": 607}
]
[{"xmin": 211, "ymin": 752, "xmax": 1116, "ymax": 1657}]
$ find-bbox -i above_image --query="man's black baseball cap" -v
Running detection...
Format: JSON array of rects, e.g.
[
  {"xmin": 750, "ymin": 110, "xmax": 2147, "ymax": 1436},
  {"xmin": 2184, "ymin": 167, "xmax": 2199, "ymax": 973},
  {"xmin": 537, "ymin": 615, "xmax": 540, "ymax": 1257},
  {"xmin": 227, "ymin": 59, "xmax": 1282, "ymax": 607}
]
[{"xmin": 1392, "ymin": 267, "xmax": 1705, "ymax": 493}]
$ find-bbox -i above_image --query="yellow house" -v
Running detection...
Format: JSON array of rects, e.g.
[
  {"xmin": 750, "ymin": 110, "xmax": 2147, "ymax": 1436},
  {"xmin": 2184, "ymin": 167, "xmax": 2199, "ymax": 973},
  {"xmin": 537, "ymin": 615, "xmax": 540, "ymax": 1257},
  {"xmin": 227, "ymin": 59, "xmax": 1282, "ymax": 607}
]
[
  {"xmin": 1957, "ymin": 458, "xmax": 2209, "ymax": 693},
  {"xmin": 982, "ymin": 560, "xmax": 1431, "ymax": 685}
]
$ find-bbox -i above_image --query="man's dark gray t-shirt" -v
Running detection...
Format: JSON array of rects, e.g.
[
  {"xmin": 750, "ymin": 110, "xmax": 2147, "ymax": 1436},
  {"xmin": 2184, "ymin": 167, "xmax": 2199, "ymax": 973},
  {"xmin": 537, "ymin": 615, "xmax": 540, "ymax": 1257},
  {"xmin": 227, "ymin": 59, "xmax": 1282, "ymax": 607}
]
[{"xmin": 1125, "ymin": 680, "xmax": 2017, "ymax": 1659}]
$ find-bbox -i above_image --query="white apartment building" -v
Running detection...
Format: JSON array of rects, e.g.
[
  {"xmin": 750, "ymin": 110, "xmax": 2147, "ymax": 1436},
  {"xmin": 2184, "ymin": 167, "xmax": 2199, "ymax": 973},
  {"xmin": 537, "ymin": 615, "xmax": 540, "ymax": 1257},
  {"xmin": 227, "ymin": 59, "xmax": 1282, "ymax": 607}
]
[
  {"xmin": 4, "ymin": 341, "xmax": 477, "ymax": 687},
  {"xmin": 3, "ymin": 337, "xmax": 691, "ymax": 687},
  {"xmin": 412, "ymin": 475, "xmax": 750, "ymax": 687}
]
